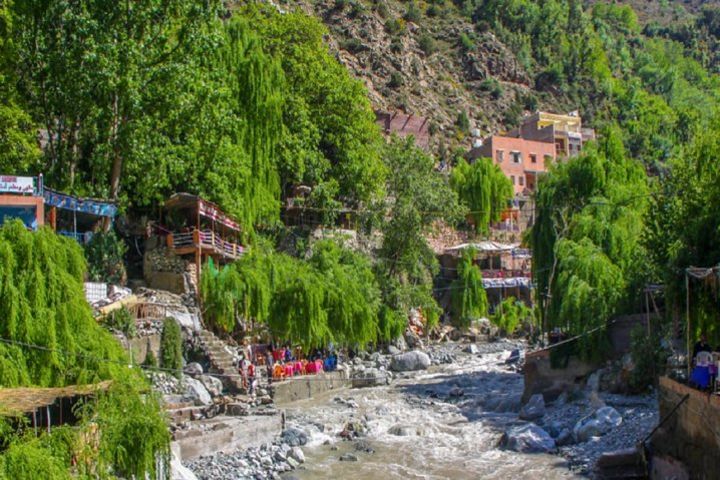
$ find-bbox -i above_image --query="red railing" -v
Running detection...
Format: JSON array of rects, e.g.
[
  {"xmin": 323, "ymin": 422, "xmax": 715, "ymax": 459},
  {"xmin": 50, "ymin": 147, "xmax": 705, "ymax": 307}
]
[{"xmin": 167, "ymin": 229, "xmax": 243, "ymax": 259}]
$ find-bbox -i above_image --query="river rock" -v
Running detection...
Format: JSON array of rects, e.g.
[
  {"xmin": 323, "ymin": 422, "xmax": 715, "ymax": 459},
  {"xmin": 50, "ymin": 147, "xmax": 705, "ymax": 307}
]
[
  {"xmin": 183, "ymin": 377, "xmax": 212, "ymax": 406},
  {"xmin": 464, "ymin": 344, "xmax": 479, "ymax": 354},
  {"xmin": 387, "ymin": 345, "xmax": 401, "ymax": 355},
  {"xmin": 289, "ymin": 447, "xmax": 305, "ymax": 464},
  {"xmin": 449, "ymin": 387, "xmax": 464, "ymax": 397},
  {"xmin": 573, "ymin": 406, "xmax": 623, "ymax": 442},
  {"xmin": 500, "ymin": 424, "xmax": 556, "ymax": 453},
  {"xmin": 184, "ymin": 362, "xmax": 203, "ymax": 377},
  {"xmin": 505, "ymin": 349, "xmax": 521, "ymax": 364},
  {"xmin": 199, "ymin": 374, "xmax": 223, "ymax": 397},
  {"xmin": 388, "ymin": 424, "xmax": 415, "ymax": 436},
  {"xmin": 352, "ymin": 368, "xmax": 387, "ymax": 388},
  {"xmin": 389, "ymin": 351, "xmax": 431, "ymax": 372},
  {"xmin": 339, "ymin": 453, "xmax": 358, "ymax": 461},
  {"xmin": 519, "ymin": 393, "xmax": 546, "ymax": 420},
  {"xmin": 281, "ymin": 428, "xmax": 308, "ymax": 447}
]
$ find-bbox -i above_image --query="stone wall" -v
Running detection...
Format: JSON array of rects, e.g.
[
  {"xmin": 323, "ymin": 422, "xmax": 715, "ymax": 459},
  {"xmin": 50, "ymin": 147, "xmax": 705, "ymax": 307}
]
[
  {"xmin": 522, "ymin": 349, "xmax": 598, "ymax": 403},
  {"xmin": 127, "ymin": 334, "xmax": 161, "ymax": 365},
  {"xmin": 650, "ymin": 376, "xmax": 720, "ymax": 479},
  {"xmin": 271, "ymin": 372, "xmax": 351, "ymax": 405}
]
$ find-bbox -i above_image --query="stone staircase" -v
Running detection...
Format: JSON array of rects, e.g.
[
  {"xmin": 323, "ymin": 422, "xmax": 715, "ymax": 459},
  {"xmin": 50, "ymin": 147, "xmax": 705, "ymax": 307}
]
[{"xmin": 197, "ymin": 329, "xmax": 245, "ymax": 393}]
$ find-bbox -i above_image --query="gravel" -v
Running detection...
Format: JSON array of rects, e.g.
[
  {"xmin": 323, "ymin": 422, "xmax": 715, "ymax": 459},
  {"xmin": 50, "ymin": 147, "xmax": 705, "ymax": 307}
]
[{"xmin": 185, "ymin": 442, "xmax": 305, "ymax": 480}]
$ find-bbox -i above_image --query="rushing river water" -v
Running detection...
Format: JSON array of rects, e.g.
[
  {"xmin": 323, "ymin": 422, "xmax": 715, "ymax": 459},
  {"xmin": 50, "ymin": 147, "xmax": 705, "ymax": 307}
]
[{"xmin": 284, "ymin": 349, "xmax": 582, "ymax": 480}]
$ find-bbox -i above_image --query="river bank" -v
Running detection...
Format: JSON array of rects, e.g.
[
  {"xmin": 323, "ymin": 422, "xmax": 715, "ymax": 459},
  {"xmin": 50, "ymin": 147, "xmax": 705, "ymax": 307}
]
[{"xmin": 183, "ymin": 341, "xmax": 658, "ymax": 479}]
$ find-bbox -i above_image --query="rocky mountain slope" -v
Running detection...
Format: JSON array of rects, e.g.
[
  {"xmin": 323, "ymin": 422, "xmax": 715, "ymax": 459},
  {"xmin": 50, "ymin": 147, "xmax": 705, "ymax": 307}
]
[{"xmin": 276, "ymin": 0, "xmax": 701, "ymax": 152}]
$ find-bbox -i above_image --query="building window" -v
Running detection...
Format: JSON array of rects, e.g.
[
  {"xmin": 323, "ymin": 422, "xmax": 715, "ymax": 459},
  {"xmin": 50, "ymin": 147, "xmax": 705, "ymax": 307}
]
[
  {"xmin": 519, "ymin": 176, "xmax": 524, "ymax": 186},
  {"xmin": 511, "ymin": 151, "xmax": 522, "ymax": 163},
  {"xmin": 496, "ymin": 150, "xmax": 504, "ymax": 162},
  {"xmin": 530, "ymin": 154, "xmax": 537, "ymax": 163},
  {"xmin": 510, "ymin": 175, "xmax": 515, "ymax": 185}
]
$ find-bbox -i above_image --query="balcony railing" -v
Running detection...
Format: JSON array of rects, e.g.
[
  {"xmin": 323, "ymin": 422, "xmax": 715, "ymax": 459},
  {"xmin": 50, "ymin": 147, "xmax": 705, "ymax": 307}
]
[{"xmin": 167, "ymin": 229, "xmax": 243, "ymax": 260}]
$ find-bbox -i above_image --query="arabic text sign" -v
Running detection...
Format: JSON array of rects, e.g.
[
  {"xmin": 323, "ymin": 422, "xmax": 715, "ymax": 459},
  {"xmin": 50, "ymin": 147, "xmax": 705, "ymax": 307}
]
[{"xmin": 0, "ymin": 176, "xmax": 35, "ymax": 194}]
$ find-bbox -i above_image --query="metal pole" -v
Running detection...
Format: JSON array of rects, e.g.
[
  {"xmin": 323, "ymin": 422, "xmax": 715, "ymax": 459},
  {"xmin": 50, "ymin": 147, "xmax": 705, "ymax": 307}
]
[
  {"xmin": 686, "ymin": 273, "xmax": 691, "ymax": 380},
  {"xmin": 46, "ymin": 405, "xmax": 51, "ymax": 434}
]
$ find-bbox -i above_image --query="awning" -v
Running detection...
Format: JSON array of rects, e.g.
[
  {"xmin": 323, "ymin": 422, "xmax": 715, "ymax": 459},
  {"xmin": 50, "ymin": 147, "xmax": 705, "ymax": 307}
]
[
  {"xmin": 165, "ymin": 193, "xmax": 240, "ymax": 232},
  {"xmin": 44, "ymin": 188, "xmax": 118, "ymax": 218},
  {"xmin": 445, "ymin": 241, "xmax": 519, "ymax": 254},
  {"xmin": 0, "ymin": 381, "xmax": 112, "ymax": 415},
  {"xmin": 483, "ymin": 277, "xmax": 532, "ymax": 289}
]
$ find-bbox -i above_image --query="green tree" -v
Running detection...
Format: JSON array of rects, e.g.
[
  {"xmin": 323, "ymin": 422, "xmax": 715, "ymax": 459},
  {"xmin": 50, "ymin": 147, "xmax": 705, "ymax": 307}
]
[
  {"xmin": 450, "ymin": 158, "xmax": 513, "ymax": 234},
  {"xmin": 450, "ymin": 248, "xmax": 488, "ymax": 328},
  {"xmin": 377, "ymin": 136, "xmax": 464, "ymax": 333}
]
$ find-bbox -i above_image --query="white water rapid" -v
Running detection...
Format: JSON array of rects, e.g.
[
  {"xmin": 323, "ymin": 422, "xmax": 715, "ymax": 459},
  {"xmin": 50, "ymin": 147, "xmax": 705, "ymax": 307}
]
[{"xmin": 284, "ymin": 348, "xmax": 582, "ymax": 479}]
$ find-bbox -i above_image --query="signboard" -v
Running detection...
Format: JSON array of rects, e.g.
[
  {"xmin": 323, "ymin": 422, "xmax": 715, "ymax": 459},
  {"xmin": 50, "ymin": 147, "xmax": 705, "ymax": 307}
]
[{"xmin": 0, "ymin": 176, "xmax": 35, "ymax": 194}]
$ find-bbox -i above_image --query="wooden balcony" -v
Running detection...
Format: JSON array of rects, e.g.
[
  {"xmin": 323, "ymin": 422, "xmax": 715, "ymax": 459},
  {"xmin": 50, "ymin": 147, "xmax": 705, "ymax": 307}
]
[{"xmin": 166, "ymin": 229, "xmax": 243, "ymax": 261}]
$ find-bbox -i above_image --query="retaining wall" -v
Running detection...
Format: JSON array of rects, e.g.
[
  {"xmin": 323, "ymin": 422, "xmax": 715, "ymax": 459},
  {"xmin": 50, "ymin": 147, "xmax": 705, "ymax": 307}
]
[
  {"xmin": 271, "ymin": 371, "xmax": 351, "ymax": 405},
  {"xmin": 650, "ymin": 376, "xmax": 720, "ymax": 479},
  {"xmin": 172, "ymin": 414, "xmax": 282, "ymax": 460}
]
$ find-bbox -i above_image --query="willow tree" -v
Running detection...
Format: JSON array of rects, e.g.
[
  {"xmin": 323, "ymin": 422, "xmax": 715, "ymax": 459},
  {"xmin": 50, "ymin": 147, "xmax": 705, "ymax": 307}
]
[
  {"xmin": 0, "ymin": 222, "xmax": 168, "ymax": 478},
  {"xmin": 450, "ymin": 158, "xmax": 513, "ymax": 234},
  {"xmin": 531, "ymin": 128, "xmax": 648, "ymax": 360},
  {"xmin": 450, "ymin": 248, "xmax": 488, "ymax": 329}
]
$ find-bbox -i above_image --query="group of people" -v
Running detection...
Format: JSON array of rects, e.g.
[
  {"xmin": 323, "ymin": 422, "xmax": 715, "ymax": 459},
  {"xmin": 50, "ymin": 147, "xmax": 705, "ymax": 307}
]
[{"xmin": 237, "ymin": 343, "xmax": 338, "ymax": 394}]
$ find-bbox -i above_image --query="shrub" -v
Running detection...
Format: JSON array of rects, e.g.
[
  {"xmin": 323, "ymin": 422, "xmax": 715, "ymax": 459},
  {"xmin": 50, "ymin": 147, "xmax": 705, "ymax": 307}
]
[
  {"xmin": 459, "ymin": 32, "xmax": 474, "ymax": 51},
  {"xmin": 335, "ymin": 0, "xmax": 348, "ymax": 10},
  {"xmin": 376, "ymin": 1, "xmax": 389, "ymax": 18},
  {"xmin": 84, "ymin": 230, "xmax": 127, "ymax": 285},
  {"xmin": 385, "ymin": 17, "xmax": 406, "ymax": 35},
  {"xmin": 455, "ymin": 109, "xmax": 470, "ymax": 134},
  {"xmin": 349, "ymin": 0, "xmax": 366, "ymax": 17},
  {"xmin": 341, "ymin": 38, "xmax": 366, "ymax": 53},
  {"xmin": 418, "ymin": 33, "xmax": 436, "ymax": 55},
  {"xmin": 390, "ymin": 36, "xmax": 403, "ymax": 52},
  {"xmin": 404, "ymin": 1, "xmax": 422, "ymax": 22},
  {"xmin": 161, "ymin": 318, "xmax": 183, "ymax": 378},
  {"xmin": 480, "ymin": 78, "xmax": 502, "ymax": 99},
  {"xmin": 491, "ymin": 297, "xmax": 532, "ymax": 335},
  {"xmin": 105, "ymin": 306, "xmax": 136, "ymax": 338},
  {"xmin": 388, "ymin": 71, "xmax": 404, "ymax": 88},
  {"xmin": 427, "ymin": 4, "xmax": 441, "ymax": 16},
  {"xmin": 628, "ymin": 326, "xmax": 666, "ymax": 392},
  {"xmin": 143, "ymin": 345, "xmax": 158, "ymax": 368}
]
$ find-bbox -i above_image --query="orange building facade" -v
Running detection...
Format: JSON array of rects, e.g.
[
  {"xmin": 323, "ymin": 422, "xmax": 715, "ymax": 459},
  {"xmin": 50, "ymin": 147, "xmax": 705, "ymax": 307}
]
[{"xmin": 467, "ymin": 135, "xmax": 557, "ymax": 196}]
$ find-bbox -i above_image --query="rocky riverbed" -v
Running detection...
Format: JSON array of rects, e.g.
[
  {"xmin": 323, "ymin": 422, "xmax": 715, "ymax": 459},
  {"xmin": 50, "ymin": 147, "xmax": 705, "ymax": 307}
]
[{"xmin": 182, "ymin": 341, "xmax": 658, "ymax": 479}]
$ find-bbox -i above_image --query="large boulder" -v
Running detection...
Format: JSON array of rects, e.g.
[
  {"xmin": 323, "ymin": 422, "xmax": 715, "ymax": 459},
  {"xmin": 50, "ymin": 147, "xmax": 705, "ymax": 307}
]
[
  {"xmin": 390, "ymin": 351, "xmax": 431, "ymax": 372},
  {"xmin": 182, "ymin": 376, "xmax": 212, "ymax": 406},
  {"xmin": 184, "ymin": 362, "xmax": 203, "ymax": 377},
  {"xmin": 573, "ymin": 406, "xmax": 623, "ymax": 442},
  {"xmin": 500, "ymin": 424, "xmax": 556, "ymax": 453},
  {"xmin": 352, "ymin": 368, "xmax": 388, "ymax": 388},
  {"xmin": 281, "ymin": 428, "xmax": 308, "ymax": 447},
  {"xmin": 198, "ymin": 374, "xmax": 223, "ymax": 397},
  {"xmin": 388, "ymin": 424, "xmax": 416, "ymax": 436},
  {"xmin": 519, "ymin": 393, "xmax": 546, "ymax": 420}
]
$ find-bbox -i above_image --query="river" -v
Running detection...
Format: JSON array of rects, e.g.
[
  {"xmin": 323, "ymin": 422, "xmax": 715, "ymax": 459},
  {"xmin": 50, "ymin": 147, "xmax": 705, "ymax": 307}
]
[{"xmin": 284, "ymin": 348, "xmax": 582, "ymax": 479}]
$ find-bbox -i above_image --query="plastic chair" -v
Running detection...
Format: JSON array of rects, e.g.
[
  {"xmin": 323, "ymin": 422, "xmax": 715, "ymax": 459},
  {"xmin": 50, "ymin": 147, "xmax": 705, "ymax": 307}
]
[{"xmin": 697, "ymin": 351, "xmax": 713, "ymax": 366}]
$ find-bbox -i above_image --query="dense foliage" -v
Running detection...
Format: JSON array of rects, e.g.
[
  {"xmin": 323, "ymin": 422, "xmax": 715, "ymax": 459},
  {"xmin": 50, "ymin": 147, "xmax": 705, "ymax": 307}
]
[
  {"xmin": 450, "ymin": 248, "xmax": 488, "ymax": 328},
  {"xmin": 532, "ymin": 130, "xmax": 648, "ymax": 360},
  {"xmin": 0, "ymin": 223, "xmax": 168, "ymax": 478},
  {"xmin": 2, "ymin": 1, "xmax": 385, "ymax": 235},
  {"xmin": 202, "ymin": 240, "xmax": 382, "ymax": 348},
  {"xmin": 492, "ymin": 296, "xmax": 533, "ymax": 335},
  {"xmin": 161, "ymin": 318, "xmax": 183, "ymax": 378},
  {"xmin": 450, "ymin": 158, "xmax": 514, "ymax": 234},
  {"xmin": 376, "ymin": 136, "xmax": 464, "ymax": 332},
  {"xmin": 84, "ymin": 231, "xmax": 128, "ymax": 285}
]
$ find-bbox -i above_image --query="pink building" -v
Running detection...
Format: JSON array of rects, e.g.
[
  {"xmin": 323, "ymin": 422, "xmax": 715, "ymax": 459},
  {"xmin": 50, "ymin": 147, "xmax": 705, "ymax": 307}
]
[
  {"xmin": 375, "ymin": 111, "xmax": 430, "ymax": 149},
  {"xmin": 467, "ymin": 135, "xmax": 556, "ymax": 196}
]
